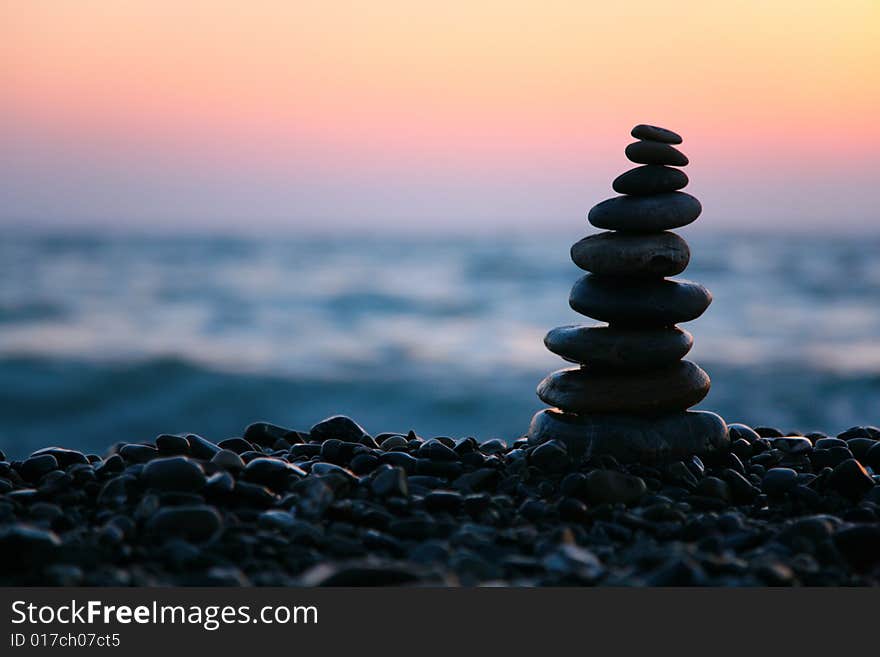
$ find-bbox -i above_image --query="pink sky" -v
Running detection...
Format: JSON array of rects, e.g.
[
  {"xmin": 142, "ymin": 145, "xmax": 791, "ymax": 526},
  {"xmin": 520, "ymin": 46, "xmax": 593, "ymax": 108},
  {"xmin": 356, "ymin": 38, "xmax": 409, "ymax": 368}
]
[{"xmin": 2, "ymin": 1, "xmax": 878, "ymax": 233}]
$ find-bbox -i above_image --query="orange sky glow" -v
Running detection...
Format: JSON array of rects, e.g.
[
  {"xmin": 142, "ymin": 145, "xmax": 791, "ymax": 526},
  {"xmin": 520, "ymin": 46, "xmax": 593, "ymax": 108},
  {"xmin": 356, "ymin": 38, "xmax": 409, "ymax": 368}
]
[{"xmin": 1, "ymin": 1, "xmax": 878, "ymax": 231}]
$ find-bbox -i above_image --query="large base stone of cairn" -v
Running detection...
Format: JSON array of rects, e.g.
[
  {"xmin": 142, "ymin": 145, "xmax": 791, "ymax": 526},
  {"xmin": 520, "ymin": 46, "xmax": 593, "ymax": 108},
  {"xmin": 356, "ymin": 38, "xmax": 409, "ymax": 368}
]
[
  {"xmin": 528, "ymin": 408, "xmax": 728, "ymax": 463},
  {"xmin": 527, "ymin": 123, "xmax": 728, "ymax": 463}
]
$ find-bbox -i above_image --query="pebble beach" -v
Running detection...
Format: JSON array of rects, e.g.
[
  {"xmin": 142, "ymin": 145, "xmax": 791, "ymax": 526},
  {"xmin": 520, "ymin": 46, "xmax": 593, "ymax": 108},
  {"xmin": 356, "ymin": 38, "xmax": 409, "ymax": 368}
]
[{"xmin": 2, "ymin": 415, "xmax": 880, "ymax": 586}]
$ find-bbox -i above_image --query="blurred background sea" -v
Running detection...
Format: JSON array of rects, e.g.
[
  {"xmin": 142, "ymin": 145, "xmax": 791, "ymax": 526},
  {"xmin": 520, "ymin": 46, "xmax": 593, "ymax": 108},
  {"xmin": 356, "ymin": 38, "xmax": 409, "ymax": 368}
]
[{"xmin": 2, "ymin": 229, "xmax": 879, "ymax": 458}]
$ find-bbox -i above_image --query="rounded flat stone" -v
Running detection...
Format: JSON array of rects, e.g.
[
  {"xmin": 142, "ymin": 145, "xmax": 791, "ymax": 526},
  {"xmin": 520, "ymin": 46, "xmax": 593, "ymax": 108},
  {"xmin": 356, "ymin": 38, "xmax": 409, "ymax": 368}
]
[
  {"xmin": 569, "ymin": 274, "xmax": 711, "ymax": 325},
  {"xmin": 528, "ymin": 408, "xmax": 728, "ymax": 463},
  {"xmin": 613, "ymin": 165, "xmax": 688, "ymax": 196},
  {"xmin": 588, "ymin": 192, "xmax": 701, "ymax": 232},
  {"xmin": 544, "ymin": 325, "xmax": 693, "ymax": 369},
  {"xmin": 537, "ymin": 361, "xmax": 710, "ymax": 414},
  {"xmin": 625, "ymin": 140, "xmax": 688, "ymax": 166},
  {"xmin": 570, "ymin": 231, "xmax": 689, "ymax": 277},
  {"xmin": 631, "ymin": 124, "xmax": 682, "ymax": 144}
]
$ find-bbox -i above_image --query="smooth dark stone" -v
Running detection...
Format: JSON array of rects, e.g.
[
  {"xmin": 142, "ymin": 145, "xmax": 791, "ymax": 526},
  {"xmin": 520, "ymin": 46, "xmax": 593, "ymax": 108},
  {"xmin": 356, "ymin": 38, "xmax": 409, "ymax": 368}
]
[
  {"xmin": 826, "ymin": 459, "xmax": 874, "ymax": 500},
  {"xmin": 845, "ymin": 437, "xmax": 877, "ymax": 460},
  {"xmin": 185, "ymin": 434, "xmax": 222, "ymax": 460},
  {"xmin": 720, "ymin": 469, "xmax": 759, "ymax": 503},
  {"xmin": 141, "ymin": 457, "xmax": 206, "ymax": 492},
  {"xmin": 530, "ymin": 440, "xmax": 570, "ymax": 472},
  {"xmin": 588, "ymin": 192, "xmax": 701, "ymax": 232},
  {"xmin": 837, "ymin": 426, "xmax": 872, "ymax": 440},
  {"xmin": 145, "ymin": 505, "xmax": 223, "ymax": 542},
  {"xmin": 863, "ymin": 442, "xmax": 880, "ymax": 469},
  {"xmin": 537, "ymin": 361, "xmax": 710, "ymax": 414},
  {"xmin": 155, "ymin": 434, "xmax": 191, "ymax": 455},
  {"xmin": 761, "ymin": 468, "xmax": 798, "ymax": 496},
  {"xmin": 204, "ymin": 471, "xmax": 234, "ymax": 495},
  {"xmin": 415, "ymin": 459, "xmax": 463, "ymax": 479},
  {"xmin": 210, "ymin": 449, "xmax": 245, "ymax": 470},
  {"xmin": 834, "ymin": 525, "xmax": 880, "ymax": 571},
  {"xmin": 527, "ymin": 409, "xmax": 728, "ymax": 463},
  {"xmin": 18, "ymin": 454, "xmax": 59, "ymax": 481},
  {"xmin": 570, "ymin": 274, "xmax": 711, "ymax": 325},
  {"xmin": 243, "ymin": 422, "xmax": 296, "ymax": 447},
  {"xmin": 696, "ymin": 476, "xmax": 731, "ymax": 502},
  {"xmin": 242, "ymin": 457, "xmax": 306, "ymax": 491},
  {"xmin": 379, "ymin": 451, "xmax": 418, "ymax": 473},
  {"xmin": 728, "ymin": 424, "xmax": 761, "ymax": 443},
  {"xmin": 754, "ymin": 426, "xmax": 784, "ymax": 437},
  {"xmin": 417, "ymin": 439, "xmax": 459, "ymax": 461},
  {"xmin": 570, "ymin": 231, "xmax": 690, "ymax": 278},
  {"xmin": 289, "ymin": 444, "xmax": 322, "ymax": 459},
  {"xmin": 216, "ymin": 437, "xmax": 255, "ymax": 454},
  {"xmin": 0, "ymin": 525, "xmax": 61, "ymax": 571},
  {"xmin": 631, "ymin": 124, "xmax": 682, "ymax": 144},
  {"xmin": 30, "ymin": 447, "xmax": 89, "ymax": 467},
  {"xmin": 424, "ymin": 490, "xmax": 464, "ymax": 512},
  {"xmin": 371, "ymin": 466, "xmax": 409, "ymax": 498},
  {"xmin": 625, "ymin": 140, "xmax": 688, "ymax": 166},
  {"xmin": 771, "ymin": 436, "xmax": 813, "ymax": 455},
  {"xmin": 612, "ymin": 165, "xmax": 688, "ymax": 195},
  {"xmin": 310, "ymin": 415, "xmax": 369, "ymax": 443},
  {"xmin": 545, "ymin": 325, "xmax": 692, "ymax": 369},
  {"xmin": 811, "ymin": 446, "xmax": 853, "ymax": 470},
  {"xmin": 585, "ymin": 470, "xmax": 646, "ymax": 505},
  {"xmin": 813, "ymin": 437, "xmax": 848, "ymax": 451},
  {"xmin": 320, "ymin": 438, "xmax": 358, "ymax": 464},
  {"xmin": 349, "ymin": 453, "xmax": 380, "ymax": 474}
]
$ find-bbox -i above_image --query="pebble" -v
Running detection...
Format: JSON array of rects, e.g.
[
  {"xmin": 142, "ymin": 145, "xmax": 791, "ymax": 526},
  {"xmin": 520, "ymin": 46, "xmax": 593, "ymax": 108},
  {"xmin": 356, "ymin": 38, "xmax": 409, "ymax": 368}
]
[
  {"xmin": 570, "ymin": 230, "xmax": 690, "ymax": 278},
  {"xmin": 826, "ymin": 459, "xmax": 874, "ymax": 500},
  {"xmin": 185, "ymin": 434, "xmax": 222, "ymax": 460},
  {"xmin": 216, "ymin": 437, "xmax": 255, "ymax": 454},
  {"xmin": 30, "ymin": 447, "xmax": 89, "ymax": 467},
  {"xmin": 155, "ymin": 434, "xmax": 191, "ymax": 455},
  {"xmin": 863, "ymin": 442, "xmax": 880, "ymax": 469},
  {"xmin": 310, "ymin": 415, "xmax": 369, "ymax": 443},
  {"xmin": 537, "ymin": 361, "xmax": 710, "ymax": 414},
  {"xmin": 417, "ymin": 439, "xmax": 459, "ymax": 461},
  {"xmin": 569, "ymin": 274, "xmax": 711, "ymax": 325},
  {"xmin": 834, "ymin": 525, "xmax": 880, "ymax": 571},
  {"xmin": 141, "ymin": 457, "xmax": 206, "ymax": 492},
  {"xmin": 585, "ymin": 470, "xmax": 646, "ymax": 505},
  {"xmin": 761, "ymin": 468, "xmax": 798, "ymax": 496},
  {"xmin": 588, "ymin": 192, "xmax": 701, "ymax": 232},
  {"xmin": 771, "ymin": 436, "xmax": 813, "ymax": 455},
  {"xmin": 0, "ymin": 524, "xmax": 61, "ymax": 571},
  {"xmin": 211, "ymin": 449, "xmax": 246, "ymax": 471},
  {"xmin": 243, "ymin": 422, "xmax": 297, "ymax": 447},
  {"xmin": 530, "ymin": 440, "xmax": 570, "ymax": 472},
  {"xmin": 145, "ymin": 505, "xmax": 223, "ymax": 542},
  {"xmin": 728, "ymin": 423, "xmax": 761, "ymax": 443},
  {"xmin": 371, "ymin": 466, "xmax": 409, "ymax": 498},
  {"xmin": 612, "ymin": 165, "xmax": 688, "ymax": 195},
  {"xmin": 695, "ymin": 476, "xmax": 731, "ymax": 502},
  {"xmin": 17, "ymin": 454, "xmax": 59, "ymax": 481},
  {"xmin": 631, "ymin": 124, "xmax": 683, "ymax": 144},
  {"xmin": 625, "ymin": 140, "xmax": 688, "ymax": 166},
  {"xmin": 242, "ymin": 457, "xmax": 306, "ymax": 491}
]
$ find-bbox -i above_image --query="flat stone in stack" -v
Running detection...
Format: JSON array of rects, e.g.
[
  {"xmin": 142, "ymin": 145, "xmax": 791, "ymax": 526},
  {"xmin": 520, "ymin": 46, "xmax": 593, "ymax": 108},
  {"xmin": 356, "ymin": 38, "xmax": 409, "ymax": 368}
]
[{"xmin": 528, "ymin": 124, "xmax": 728, "ymax": 463}]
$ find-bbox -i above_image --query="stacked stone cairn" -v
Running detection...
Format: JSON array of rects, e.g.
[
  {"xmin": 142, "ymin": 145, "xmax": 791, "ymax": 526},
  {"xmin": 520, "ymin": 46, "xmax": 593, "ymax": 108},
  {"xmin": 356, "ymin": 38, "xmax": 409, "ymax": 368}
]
[{"xmin": 528, "ymin": 124, "xmax": 728, "ymax": 463}]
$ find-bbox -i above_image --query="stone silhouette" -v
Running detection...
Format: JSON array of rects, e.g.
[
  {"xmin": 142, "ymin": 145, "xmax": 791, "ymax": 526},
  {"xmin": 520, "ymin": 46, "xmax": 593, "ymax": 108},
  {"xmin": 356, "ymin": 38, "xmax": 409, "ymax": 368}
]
[{"xmin": 528, "ymin": 124, "xmax": 728, "ymax": 462}]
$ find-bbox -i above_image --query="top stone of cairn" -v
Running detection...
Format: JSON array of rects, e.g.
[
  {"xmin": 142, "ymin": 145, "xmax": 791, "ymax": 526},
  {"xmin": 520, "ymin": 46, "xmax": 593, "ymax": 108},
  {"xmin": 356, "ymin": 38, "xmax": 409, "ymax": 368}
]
[{"xmin": 631, "ymin": 123, "xmax": 682, "ymax": 144}]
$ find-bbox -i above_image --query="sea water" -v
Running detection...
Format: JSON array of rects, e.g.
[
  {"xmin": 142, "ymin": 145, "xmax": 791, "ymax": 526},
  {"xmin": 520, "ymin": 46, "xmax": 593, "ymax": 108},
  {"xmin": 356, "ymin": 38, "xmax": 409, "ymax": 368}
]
[{"xmin": 2, "ymin": 231, "xmax": 879, "ymax": 456}]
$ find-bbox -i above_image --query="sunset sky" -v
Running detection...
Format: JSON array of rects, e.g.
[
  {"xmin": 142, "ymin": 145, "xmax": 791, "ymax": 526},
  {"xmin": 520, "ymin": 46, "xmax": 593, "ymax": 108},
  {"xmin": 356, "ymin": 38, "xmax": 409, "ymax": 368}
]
[{"xmin": 1, "ymin": 1, "xmax": 878, "ymax": 233}]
